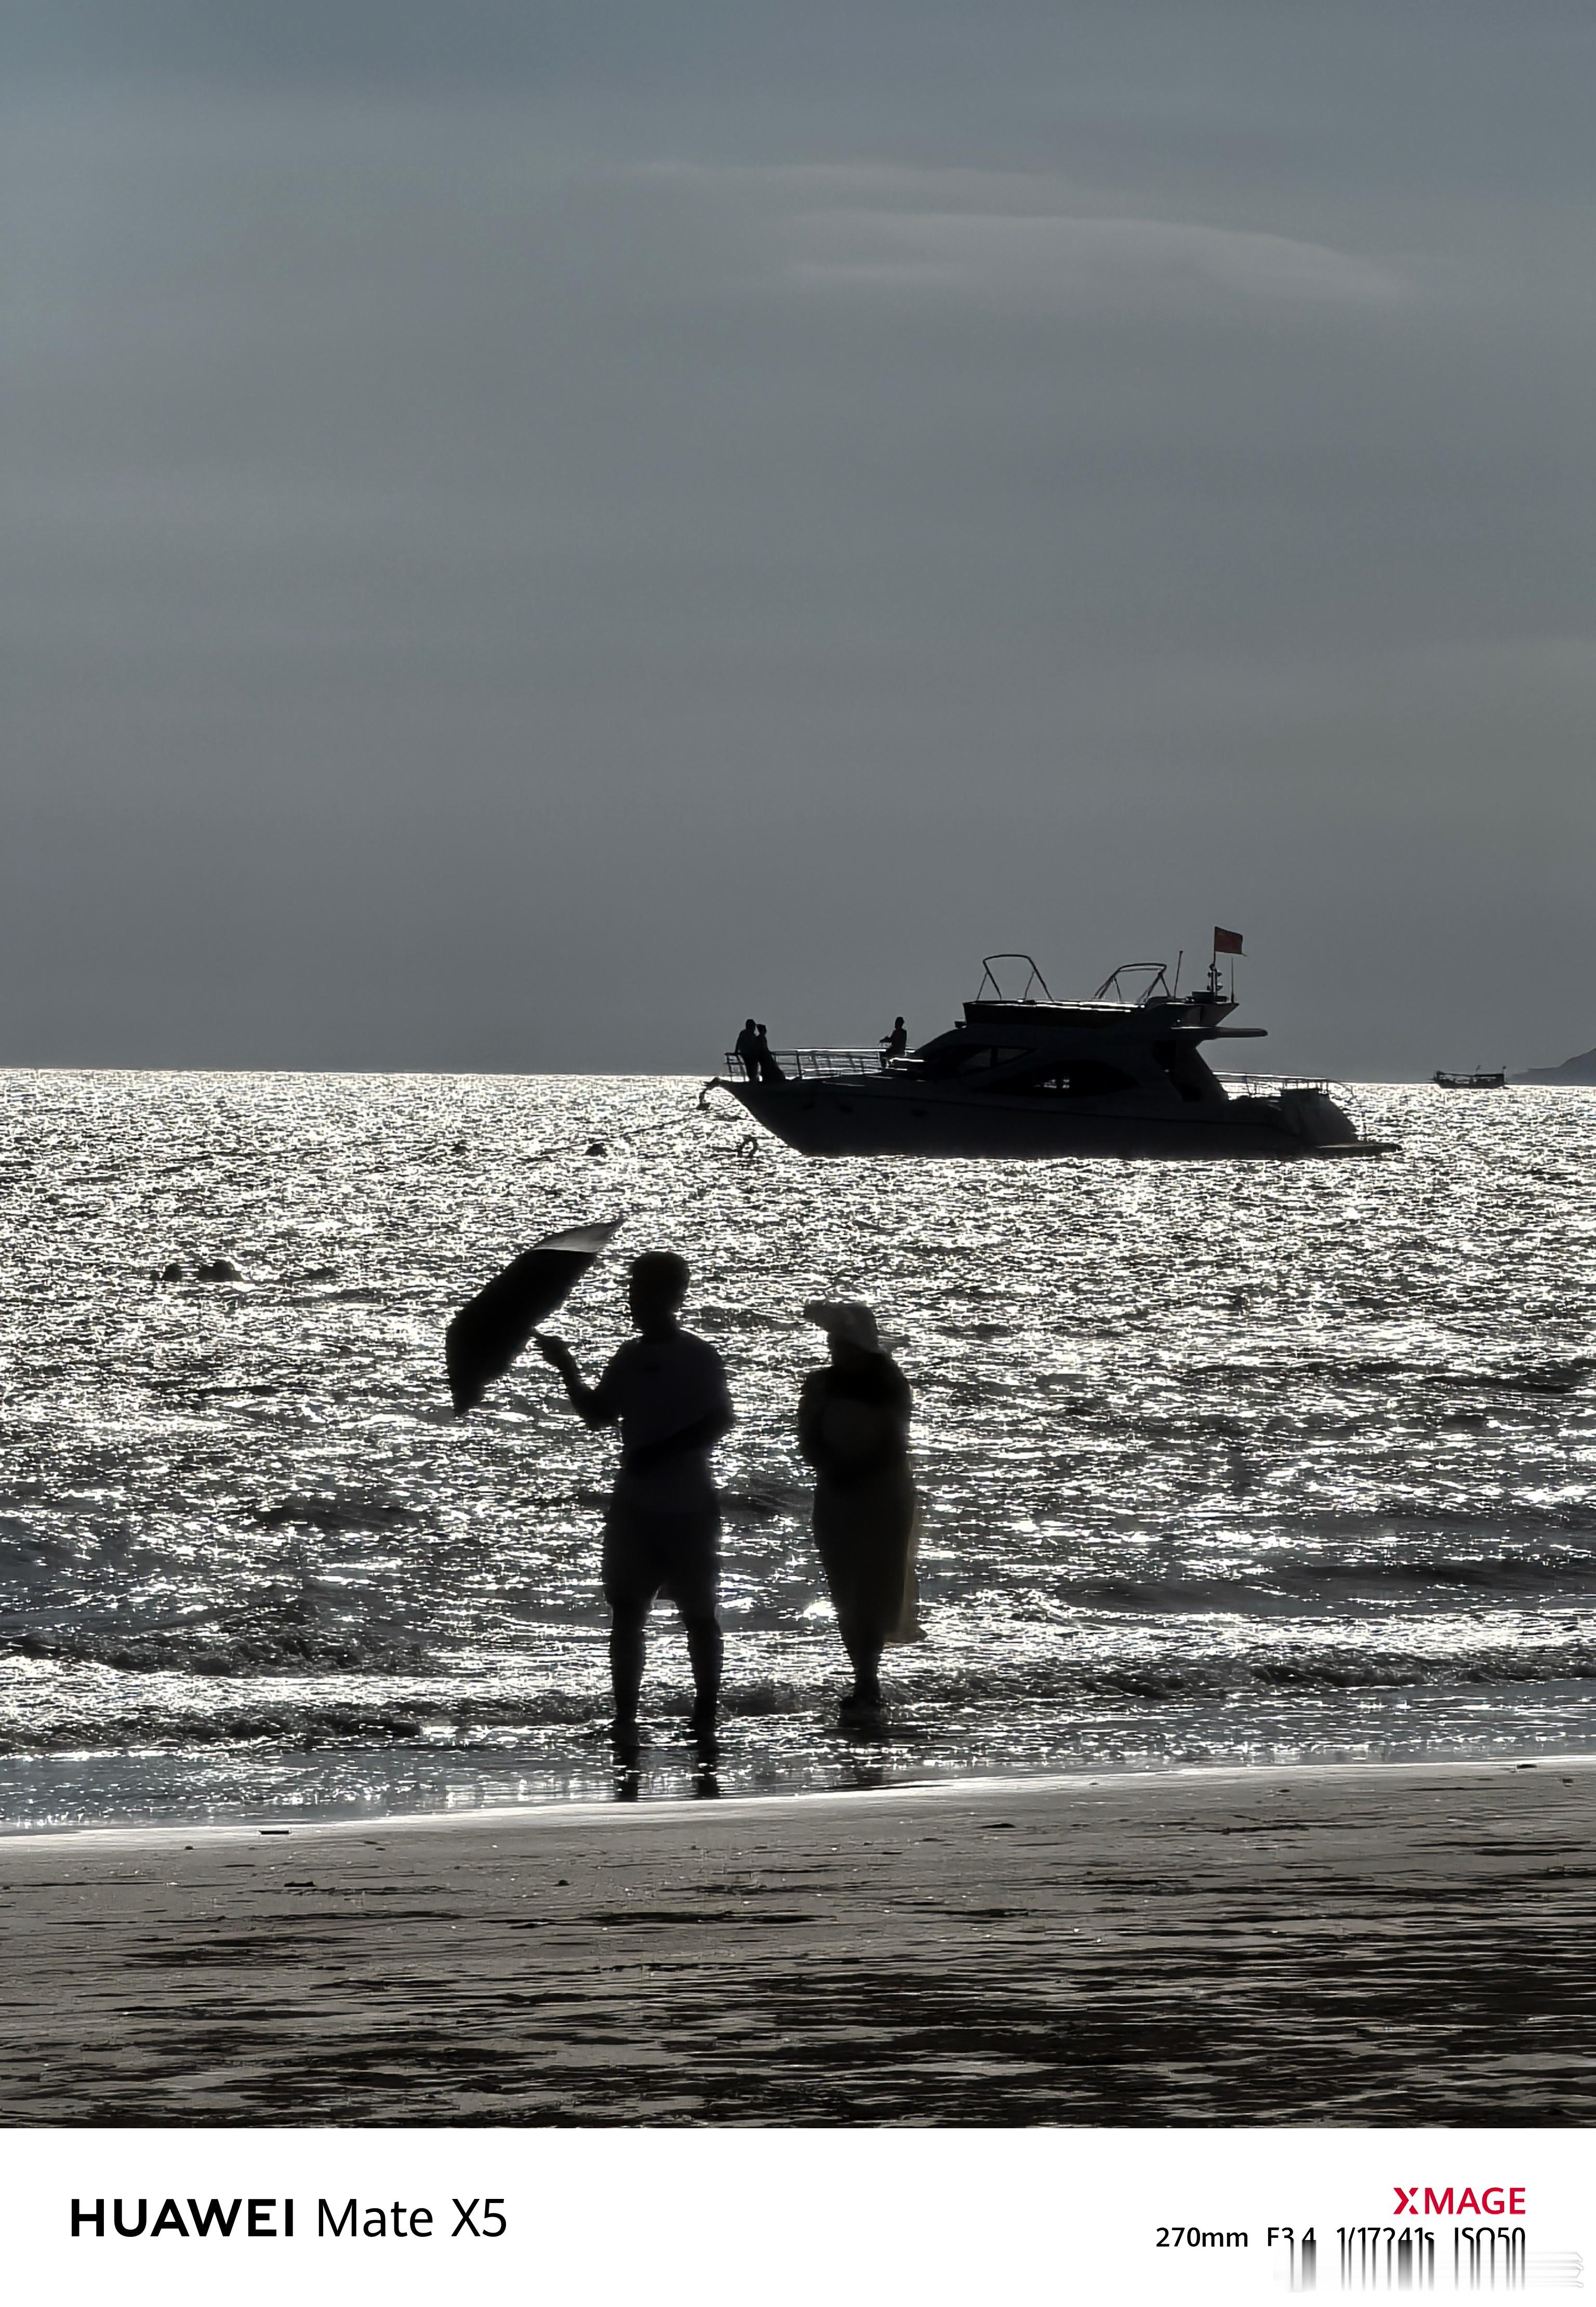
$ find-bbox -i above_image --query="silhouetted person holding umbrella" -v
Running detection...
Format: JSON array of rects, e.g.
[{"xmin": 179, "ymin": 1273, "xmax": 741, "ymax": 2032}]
[
  {"xmin": 537, "ymin": 1253, "xmax": 735, "ymax": 1753},
  {"xmin": 798, "ymin": 1301, "xmax": 919, "ymax": 1723}
]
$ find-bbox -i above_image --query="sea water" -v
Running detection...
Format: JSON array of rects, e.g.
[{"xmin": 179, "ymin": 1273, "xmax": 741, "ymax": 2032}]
[{"xmin": 2, "ymin": 1071, "xmax": 1594, "ymax": 1828}]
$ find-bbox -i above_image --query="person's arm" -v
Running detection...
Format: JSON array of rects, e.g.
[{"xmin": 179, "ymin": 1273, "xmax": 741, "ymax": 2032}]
[
  {"xmin": 534, "ymin": 1335, "xmax": 619, "ymax": 1429},
  {"xmin": 885, "ymin": 1367, "xmax": 913, "ymax": 1456},
  {"xmin": 796, "ymin": 1371, "xmax": 827, "ymax": 1468}
]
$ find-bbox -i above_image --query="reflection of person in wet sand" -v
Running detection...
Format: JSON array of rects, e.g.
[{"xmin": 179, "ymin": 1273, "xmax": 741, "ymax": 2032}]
[
  {"xmin": 798, "ymin": 1301, "xmax": 919, "ymax": 1723},
  {"xmin": 537, "ymin": 1253, "xmax": 734, "ymax": 1753}
]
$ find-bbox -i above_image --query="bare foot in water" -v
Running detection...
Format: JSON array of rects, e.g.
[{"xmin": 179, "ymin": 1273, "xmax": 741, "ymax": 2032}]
[{"xmin": 837, "ymin": 1686, "xmax": 883, "ymax": 1727}]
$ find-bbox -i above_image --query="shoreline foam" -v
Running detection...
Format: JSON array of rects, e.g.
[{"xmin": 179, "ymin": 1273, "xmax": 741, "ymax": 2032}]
[{"xmin": 6, "ymin": 1744, "xmax": 1596, "ymax": 1853}]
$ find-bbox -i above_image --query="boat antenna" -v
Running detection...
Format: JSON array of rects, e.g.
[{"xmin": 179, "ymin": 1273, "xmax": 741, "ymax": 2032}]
[{"xmin": 1173, "ymin": 949, "xmax": 1182, "ymax": 997}]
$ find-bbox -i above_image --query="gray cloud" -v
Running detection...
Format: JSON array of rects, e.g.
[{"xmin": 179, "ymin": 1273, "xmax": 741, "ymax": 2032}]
[
  {"xmin": 788, "ymin": 207, "xmax": 1406, "ymax": 308},
  {"xmin": 3, "ymin": 8, "xmax": 1594, "ymax": 1075}
]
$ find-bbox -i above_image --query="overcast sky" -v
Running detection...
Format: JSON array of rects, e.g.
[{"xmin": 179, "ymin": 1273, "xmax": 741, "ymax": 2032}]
[{"xmin": 4, "ymin": 3, "xmax": 1594, "ymax": 1075}]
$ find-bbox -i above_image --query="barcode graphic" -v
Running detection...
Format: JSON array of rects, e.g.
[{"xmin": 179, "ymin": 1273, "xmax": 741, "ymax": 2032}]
[
  {"xmin": 1339, "ymin": 2227, "xmax": 1437, "ymax": 2289},
  {"xmin": 1292, "ymin": 2232, "xmax": 1316, "ymax": 2291},
  {"xmin": 1525, "ymin": 2255, "xmax": 1585, "ymax": 2290},
  {"xmin": 1333, "ymin": 2226, "xmax": 1534, "ymax": 2290}
]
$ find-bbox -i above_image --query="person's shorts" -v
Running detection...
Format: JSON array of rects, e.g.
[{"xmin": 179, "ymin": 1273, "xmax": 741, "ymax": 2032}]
[{"xmin": 602, "ymin": 1504, "xmax": 721, "ymax": 1619}]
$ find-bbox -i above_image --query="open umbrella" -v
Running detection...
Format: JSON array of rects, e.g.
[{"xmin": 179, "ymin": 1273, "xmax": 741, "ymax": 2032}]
[{"xmin": 446, "ymin": 1218, "xmax": 622, "ymax": 1415}]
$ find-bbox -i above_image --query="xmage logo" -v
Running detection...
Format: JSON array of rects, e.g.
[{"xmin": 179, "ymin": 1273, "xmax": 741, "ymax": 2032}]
[{"xmin": 1392, "ymin": 2188, "xmax": 1525, "ymax": 2218}]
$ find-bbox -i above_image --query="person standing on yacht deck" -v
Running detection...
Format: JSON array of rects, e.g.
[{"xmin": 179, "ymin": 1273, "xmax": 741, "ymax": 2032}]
[
  {"xmin": 754, "ymin": 1024, "xmax": 785, "ymax": 1082},
  {"xmin": 537, "ymin": 1253, "xmax": 734, "ymax": 1751},
  {"xmin": 798, "ymin": 1301, "xmax": 919, "ymax": 1722},
  {"xmin": 734, "ymin": 1018, "xmax": 762, "ymax": 1077},
  {"xmin": 879, "ymin": 1016, "xmax": 908, "ymax": 1067}
]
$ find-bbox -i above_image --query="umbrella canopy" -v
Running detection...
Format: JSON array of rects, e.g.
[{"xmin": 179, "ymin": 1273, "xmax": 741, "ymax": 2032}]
[{"xmin": 446, "ymin": 1219, "xmax": 622, "ymax": 1415}]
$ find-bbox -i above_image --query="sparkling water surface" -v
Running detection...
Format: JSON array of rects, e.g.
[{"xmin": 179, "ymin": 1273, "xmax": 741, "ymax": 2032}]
[{"xmin": 3, "ymin": 1072, "xmax": 1595, "ymax": 1828}]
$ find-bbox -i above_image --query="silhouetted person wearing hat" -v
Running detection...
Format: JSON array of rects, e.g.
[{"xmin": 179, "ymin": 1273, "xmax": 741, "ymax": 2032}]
[
  {"xmin": 537, "ymin": 1253, "xmax": 734, "ymax": 1752},
  {"xmin": 753, "ymin": 1024, "xmax": 785, "ymax": 1083},
  {"xmin": 798, "ymin": 1301, "xmax": 918, "ymax": 1722}
]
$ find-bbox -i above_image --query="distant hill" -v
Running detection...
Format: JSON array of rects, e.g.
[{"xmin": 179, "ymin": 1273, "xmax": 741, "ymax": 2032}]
[{"xmin": 1513, "ymin": 1047, "xmax": 1596, "ymax": 1085}]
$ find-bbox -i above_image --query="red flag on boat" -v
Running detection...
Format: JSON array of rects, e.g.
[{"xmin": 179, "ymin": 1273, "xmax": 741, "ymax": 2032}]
[{"xmin": 1213, "ymin": 927, "xmax": 1244, "ymax": 955}]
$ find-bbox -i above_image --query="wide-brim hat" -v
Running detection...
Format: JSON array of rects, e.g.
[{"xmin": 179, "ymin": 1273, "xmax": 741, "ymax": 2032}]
[{"xmin": 804, "ymin": 1300, "xmax": 903, "ymax": 1356}]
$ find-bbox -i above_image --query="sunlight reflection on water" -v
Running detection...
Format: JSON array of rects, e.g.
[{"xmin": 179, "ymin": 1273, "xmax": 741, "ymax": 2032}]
[{"xmin": 2, "ymin": 1071, "xmax": 1595, "ymax": 1825}]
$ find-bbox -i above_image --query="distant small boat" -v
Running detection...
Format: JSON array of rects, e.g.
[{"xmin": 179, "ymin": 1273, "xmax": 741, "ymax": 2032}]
[{"xmin": 1432, "ymin": 1067, "xmax": 1507, "ymax": 1090}]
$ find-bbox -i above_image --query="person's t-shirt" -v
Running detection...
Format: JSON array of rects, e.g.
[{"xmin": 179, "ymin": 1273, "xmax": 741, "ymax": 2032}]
[{"xmin": 592, "ymin": 1330, "xmax": 733, "ymax": 1514}]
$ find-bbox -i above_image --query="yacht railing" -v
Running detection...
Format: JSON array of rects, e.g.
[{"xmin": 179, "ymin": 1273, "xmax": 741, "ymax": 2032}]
[
  {"xmin": 1218, "ymin": 1070, "xmax": 1373, "ymax": 1126},
  {"xmin": 1093, "ymin": 962, "xmax": 1173, "ymax": 1004},
  {"xmin": 977, "ymin": 952, "xmax": 1055, "ymax": 1004},
  {"xmin": 1218, "ymin": 1072, "xmax": 1378, "ymax": 1145},
  {"xmin": 724, "ymin": 1048, "xmax": 893, "ymax": 1083},
  {"xmin": 1216, "ymin": 1071, "xmax": 1338, "ymax": 1099}
]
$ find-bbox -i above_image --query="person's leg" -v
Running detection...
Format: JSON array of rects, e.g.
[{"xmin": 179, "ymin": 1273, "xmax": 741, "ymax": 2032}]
[
  {"xmin": 832, "ymin": 1503, "xmax": 908, "ymax": 1715},
  {"xmin": 840, "ymin": 1634, "xmax": 883, "ymax": 1712},
  {"xmin": 662, "ymin": 1512, "xmax": 723, "ymax": 1734},
  {"xmin": 602, "ymin": 1507, "xmax": 658, "ymax": 1741},
  {"xmin": 683, "ymin": 1614, "xmax": 723, "ymax": 1730},
  {"xmin": 812, "ymin": 1513, "xmax": 855, "ymax": 1699},
  {"xmin": 608, "ymin": 1598, "xmax": 649, "ymax": 1735}
]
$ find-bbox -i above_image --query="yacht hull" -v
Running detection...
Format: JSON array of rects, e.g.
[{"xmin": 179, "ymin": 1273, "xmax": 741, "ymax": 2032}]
[{"xmin": 722, "ymin": 1080, "xmax": 1378, "ymax": 1160}]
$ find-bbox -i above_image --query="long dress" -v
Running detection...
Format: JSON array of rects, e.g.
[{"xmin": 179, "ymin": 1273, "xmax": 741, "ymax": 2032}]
[{"xmin": 798, "ymin": 1358, "xmax": 920, "ymax": 1657}]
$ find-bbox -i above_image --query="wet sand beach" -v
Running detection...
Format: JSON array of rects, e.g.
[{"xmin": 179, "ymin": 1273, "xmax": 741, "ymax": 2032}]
[{"xmin": 3, "ymin": 1757, "xmax": 1594, "ymax": 2127}]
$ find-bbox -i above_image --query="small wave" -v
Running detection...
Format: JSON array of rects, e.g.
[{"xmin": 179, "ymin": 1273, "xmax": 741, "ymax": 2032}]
[
  {"xmin": 694, "ymin": 1307, "xmax": 797, "ymax": 1333},
  {"xmin": 1285, "ymin": 1550, "xmax": 1596, "ymax": 1596},
  {"xmin": 1247, "ymin": 1646, "xmax": 1596, "ymax": 1692},
  {"xmin": 4, "ymin": 1704, "xmax": 432, "ymax": 1754},
  {"xmin": 899, "ymin": 1643, "xmax": 1596, "ymax": 1707},
  {"xmin": 1232, "ymin": 1502, "xmax": 1596, "ymax": 1549},
  {"xmin": 8, "ymin": 1613, "xmax": 424, "ymax": 1677},
  {"xmin": 5, "ymin": 1643, "xmax": 1596, "ymax": 1758},
  {"xmin": 721, "ymin": 1486, "xmax": 805, "ymax": 1519},
  {"xmin": 1424, "ymin": 1360, "xmax": 1596, "ymax": 1397},
  {"xmin": 0, "ymin": 1680, "xmax": 834, "ymax": 1756},
  {"xmin": 1073, "ymin": 1548, "xmax": 1596, "ymax": 1611},
  {"xmin": 252, "ymin": 1494, "xmax": 424, "ymax": 1535}
]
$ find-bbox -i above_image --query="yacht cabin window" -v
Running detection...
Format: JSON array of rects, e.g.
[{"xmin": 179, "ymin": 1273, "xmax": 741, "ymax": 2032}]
[{"xmin": 1004, "ymin": 1061, "xmax": 1138, "ymax": 1098}]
